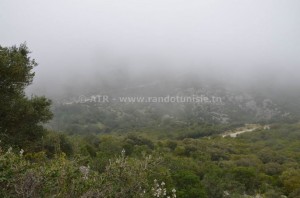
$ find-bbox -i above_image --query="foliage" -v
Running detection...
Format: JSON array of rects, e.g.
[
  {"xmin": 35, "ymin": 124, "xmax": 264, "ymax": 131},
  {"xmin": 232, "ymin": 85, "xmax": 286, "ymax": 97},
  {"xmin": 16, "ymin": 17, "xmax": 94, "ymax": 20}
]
[
  {"xmin": 0, "ymin": 146, "xmax": 176, "ymax": 198},
  {"xmin": 0, "ymin": 44, "xmax": 52, "ymax": 149}
]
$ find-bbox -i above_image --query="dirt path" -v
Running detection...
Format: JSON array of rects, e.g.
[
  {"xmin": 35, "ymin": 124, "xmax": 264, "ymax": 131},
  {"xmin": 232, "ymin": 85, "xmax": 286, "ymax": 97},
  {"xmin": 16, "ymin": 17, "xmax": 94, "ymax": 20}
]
[{"xmin": 221, "ymin": 124, "xmax": 269, "ymax": 138}]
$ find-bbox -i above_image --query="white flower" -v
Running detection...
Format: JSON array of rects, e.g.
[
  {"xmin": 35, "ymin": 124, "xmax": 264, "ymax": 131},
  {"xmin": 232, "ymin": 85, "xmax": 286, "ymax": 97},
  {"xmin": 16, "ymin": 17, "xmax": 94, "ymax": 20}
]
[
  {"xmin": 7, "ymin": 147, "xmax": 12, "ymax": 154},
  {"xmin": 19, "ymin": 149, "xmax": 24, "ymax": 156}
]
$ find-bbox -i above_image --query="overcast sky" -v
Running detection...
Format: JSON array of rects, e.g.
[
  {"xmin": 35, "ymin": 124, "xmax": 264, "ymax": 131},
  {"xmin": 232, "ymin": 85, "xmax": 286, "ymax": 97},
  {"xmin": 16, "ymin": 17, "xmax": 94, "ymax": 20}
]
[{"xmin": 0, "ymin": 0, "xmax": 299, "ymax": 95}]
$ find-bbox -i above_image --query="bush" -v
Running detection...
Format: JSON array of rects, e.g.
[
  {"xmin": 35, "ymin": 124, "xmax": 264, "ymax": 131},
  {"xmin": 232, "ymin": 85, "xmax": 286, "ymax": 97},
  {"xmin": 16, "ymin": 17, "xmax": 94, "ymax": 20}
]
[{"xmin": 0, "ymin": 146, "xmax": 176, "ymax": 198}]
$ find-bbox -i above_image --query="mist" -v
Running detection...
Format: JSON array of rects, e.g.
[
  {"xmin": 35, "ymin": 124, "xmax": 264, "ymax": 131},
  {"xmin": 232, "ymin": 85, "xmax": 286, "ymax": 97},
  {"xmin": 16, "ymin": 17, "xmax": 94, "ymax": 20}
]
[{"xmin": 1, "ymin": 0, "xmax": 299, "ymax": 97}]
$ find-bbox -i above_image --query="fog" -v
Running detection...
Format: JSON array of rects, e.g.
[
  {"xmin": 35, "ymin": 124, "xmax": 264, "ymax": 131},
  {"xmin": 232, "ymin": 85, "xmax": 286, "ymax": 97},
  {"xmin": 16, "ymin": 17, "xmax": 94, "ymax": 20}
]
[{"xmin": 1, "ymin": 0, "xmax": 299, "ymax": 97}]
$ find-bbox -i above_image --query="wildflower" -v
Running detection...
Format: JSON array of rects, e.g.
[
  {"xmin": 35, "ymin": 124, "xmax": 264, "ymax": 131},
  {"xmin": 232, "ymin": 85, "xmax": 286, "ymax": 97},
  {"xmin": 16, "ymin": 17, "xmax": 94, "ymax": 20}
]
[
  {"xmin": 172, "ymin": 188, "xmax": 177, "ymax": 198},
  {"xmin": 7, "ymin": 147, "xmax": 12, "ymax": 154},
  {"xmin": 19, "ymin": 149, "xmax": 24, "ymax": 157},
  {"xmin": 224, "ymin": 191, "xmax": 230, "ymax": 196},
  {"xmin": 163, "ymin": 188, "xmax": 167, "ymax": 196}
]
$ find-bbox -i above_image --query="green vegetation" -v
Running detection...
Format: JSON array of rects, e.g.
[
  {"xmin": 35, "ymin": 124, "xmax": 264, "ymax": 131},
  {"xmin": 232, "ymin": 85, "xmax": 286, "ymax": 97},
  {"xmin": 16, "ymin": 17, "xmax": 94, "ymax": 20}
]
[
  {"xmin": 1, "ymin": 44, "xmax": 300, "ymax": 197},
  {"xmin": 0, "ymin": 44, "xmax": 52, "ymax": 149},
  {"xmin": 1, "ymin": 124, "xmax": 300, "ymax": 197}
]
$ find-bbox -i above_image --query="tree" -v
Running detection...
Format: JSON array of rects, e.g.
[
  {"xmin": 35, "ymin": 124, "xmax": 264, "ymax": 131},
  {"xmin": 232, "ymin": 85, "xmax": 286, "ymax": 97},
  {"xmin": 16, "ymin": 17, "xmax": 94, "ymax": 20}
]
[
  {"xmin": 173, "ymin": 170, "xmax": 207, "ymax": 198},
  {"xmin": 0, "ymin": 43, "xmax": 52, "ymax": 148},
  {"xmin": 280, "ymin": 169, "xmax": 300, "ymax": 196}
]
